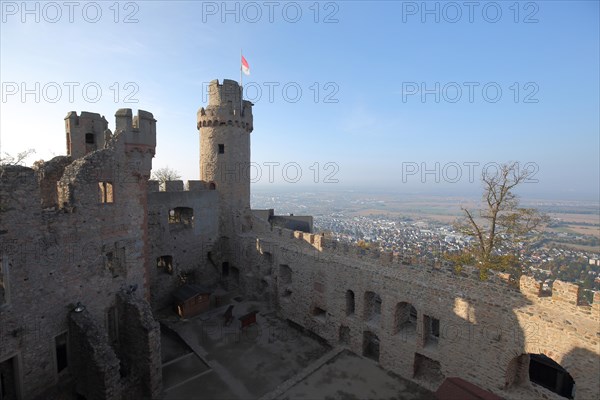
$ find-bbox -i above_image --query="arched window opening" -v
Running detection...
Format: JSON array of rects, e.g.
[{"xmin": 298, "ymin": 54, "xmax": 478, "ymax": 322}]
[
  {"xmin": 394, "ymin": 302, "xmax": 417, "ymax": 334},
  {"xmin": 530, "ymin": 354, "xmax": 574, "ymax": 399},
  {"xmin": 364, "ymin": 291, "xmax": 382, "ymax": 325},
  {"xmin": 506, "ymin": 354, "xmax": 575, "ymax": 399}
]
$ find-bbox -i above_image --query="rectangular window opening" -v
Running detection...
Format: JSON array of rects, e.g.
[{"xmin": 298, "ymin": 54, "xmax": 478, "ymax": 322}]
[
  {"xmin": 99, "ymin": 182, "xmax": 114, "ymax": 203},
  {"xmin": 222, "ymin": 262, "xmax": 229, "ymax": 276},
  {"xmin": 168, "ymin": 207, "xmax": 194, "ymax": 226},
  {"xmin": 431, "ymin": 318, "xmax": 440, "ymax": 338},
  {"xmin": 218, "ymin": 144, "xmax": 225, "ymax": 154},
  {"xmin": 157, "ymin": 255, "xmax": 174, "ymax": 274},
  {"xmin": 423, "ymin": 315, "xmax": 440, "ymax": 348}
]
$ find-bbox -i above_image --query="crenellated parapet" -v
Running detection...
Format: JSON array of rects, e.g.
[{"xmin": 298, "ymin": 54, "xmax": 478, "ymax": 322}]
[
  {"xmin": 248, "ymin": 226, "xmax": 600, "ymax": 400},
  {"xmin": 263, "ymin": 227, "xmax": 600, "ymax": 312},
  {"xmin": 197, "ymin": 79, "xmax": 253, "ymax": 132},
  {"xmin": 147, "ymin": 180, "xmax": 217, "ymax": 193},
  {"xmin": 64, "ymin": 109, "xmax": 156, "ymax": 163},
  {"xmin": 115, "ymin": 108, "xmax": 157, "ymax": 154},
  {"xmin": 519, "ymin": 275, "xmax": 596, "ymax": 309}
]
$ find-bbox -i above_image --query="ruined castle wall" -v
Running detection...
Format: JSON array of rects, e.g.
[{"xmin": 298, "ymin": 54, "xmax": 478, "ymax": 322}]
[
  {"xmin": 0, "ymin": 110, "xmax": 159, "ymax": 399},
  {"xmin": 147, "ymin": 181, "xmax": 220, "ymax": 310},
  {"xmin": 116, "ymin": 292, "xmax": 162, "ymax": 399},
  {"xmin": 64, "ymin": 111, "xmax": 109, "ymax": 160},
  {"xmin": 231, "ymin": 228, "xmax": 600, "ymax": 400},
  {"xmin": 68, "ymin": 310, "xmax": 121, "ymax": 400}
]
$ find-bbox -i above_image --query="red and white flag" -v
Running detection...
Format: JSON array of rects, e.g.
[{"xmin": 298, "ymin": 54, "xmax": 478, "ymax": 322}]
[{"xmin": 241, "ymin": 55, "xmax": 250, "ymax": 76}]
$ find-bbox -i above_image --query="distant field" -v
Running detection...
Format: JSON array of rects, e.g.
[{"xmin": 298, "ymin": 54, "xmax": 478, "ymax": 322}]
[
  {"xmin": 351, "ymin": 209, "xmax": 459, "ymax": 224},
  {"xmin": 255, "ymin": 191, "xmax": 600, "ymax": 244},
  {"xmin": 547, "ymin": 241, "xmax": 600, "ymax": 252},
  {"xmin": 347, "ymin": 201, "xmax": 600, "ymax": 241},
  {"xmin": 545, "ymin": 212, "xmax": 600, "ymax": 240},
  {"xmin": 548, "ymin": 225, "xmax": 600, "ymax": 238},
  {"xmin": 548, "ymin": 212, "xmax": 599, "ymax": 225}
]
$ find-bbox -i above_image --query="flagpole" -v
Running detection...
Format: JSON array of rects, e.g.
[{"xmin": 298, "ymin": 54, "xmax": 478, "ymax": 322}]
[{"xmin": 240, "ymin": 48, "xmax": 243, "ymax": 116}]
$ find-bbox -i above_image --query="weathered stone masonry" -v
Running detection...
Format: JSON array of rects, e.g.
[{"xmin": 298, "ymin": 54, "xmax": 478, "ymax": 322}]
[
  {"xmin": 147, "ymin": 180, "xmax": 220, "ymax": 310},
  {"xmin": 1, "ymin": 78, "xmax": 599, "ymax": 400},
  {"xmin": 1, "ymin": 109, "xmax": 162, "ymax": 399},
  {"xmin": 196, "ymin": 80, "xmax": 599, "ymax": 400},
  {"xmin": 229, "ymin": 228, "xmax": 600, "ymax": 400}
]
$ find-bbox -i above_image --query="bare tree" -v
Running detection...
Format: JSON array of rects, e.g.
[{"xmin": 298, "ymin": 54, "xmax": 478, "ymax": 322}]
[
  {"xmin": 0, "ymin": 149, "xmax": 37, "ymax": 212},
  {"xmin": 447, "ymin": 162, "xmax": 548, "ymax": 279},
  {"xmin": 151, "ymin": 166, "xmax": 181, "ymax": 185},
  {"xmin": 0, "ymin": 149, "xmax": 36, "ymax": 166}
]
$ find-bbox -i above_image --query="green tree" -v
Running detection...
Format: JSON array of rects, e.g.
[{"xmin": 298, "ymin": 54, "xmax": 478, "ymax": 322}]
[{"xmin": 449, "ymin": 162, "xmax": 548, "ymax": 279}]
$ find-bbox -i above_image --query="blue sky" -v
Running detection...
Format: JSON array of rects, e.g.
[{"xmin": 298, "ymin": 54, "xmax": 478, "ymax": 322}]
[{"xmin": 1, "ymin": 1, "xmax": 598, "ymax": 200}]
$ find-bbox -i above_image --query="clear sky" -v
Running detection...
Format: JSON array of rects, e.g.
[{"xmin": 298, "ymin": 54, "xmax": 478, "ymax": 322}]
[{"xmin": 1, "ymin": 1, "xmax": 598, "ymax": 201}]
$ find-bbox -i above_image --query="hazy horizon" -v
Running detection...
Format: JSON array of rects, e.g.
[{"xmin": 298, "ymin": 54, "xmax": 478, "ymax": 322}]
[
  {"xmin": 250, "ymin": 183, "xmax": 600, "ymax": 204},
  {"xmin": 2, "ymin": 1, "xmax": 598, "ymax": 202}
]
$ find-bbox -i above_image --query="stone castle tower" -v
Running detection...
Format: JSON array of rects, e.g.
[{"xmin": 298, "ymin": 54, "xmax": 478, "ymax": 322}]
[
  {"xmin": 197, "ymin": 79, "xmax": 253, "ymax": 234},
  {"xmin": 65, "ymin": 111, "xmax": 109, "ymax": 159}
]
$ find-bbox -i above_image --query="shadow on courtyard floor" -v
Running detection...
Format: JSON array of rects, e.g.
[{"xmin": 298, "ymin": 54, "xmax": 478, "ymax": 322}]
[{"xmin": 159, "ymin": 298, "xmax": 432, "ymax": 400}]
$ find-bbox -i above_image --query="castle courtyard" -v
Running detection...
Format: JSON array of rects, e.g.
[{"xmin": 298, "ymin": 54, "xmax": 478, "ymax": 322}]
[{"xmin": 159, "ymin": 298, "xmax": 432, "ymax": 400}]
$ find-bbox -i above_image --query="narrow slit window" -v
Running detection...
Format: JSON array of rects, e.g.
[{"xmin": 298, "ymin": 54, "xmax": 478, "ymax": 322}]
[
  {"xmin": 431, "ymin": 318, "xmax": 440, "ymax": 338},
  {"xmin": 55, "ymin": 332, "xmax": 68, "ymax": 374},
  {"xmin": 346, "ymin": 290, "xmax": 355, "ymax": 316},
  {"xmin": 107, "ymin": 306, "xmax": 119, "ymax": 344},
  {"xmin": 0, "ymin": 258, "xmax": 9, "ymax": 306},
  {"xmin": 218, "ymin": 144, "xmax": 225, "ymax": 154}
]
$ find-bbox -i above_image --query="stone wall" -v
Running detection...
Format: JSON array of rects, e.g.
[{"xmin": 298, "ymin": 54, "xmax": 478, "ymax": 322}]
[
  {"xmin": 3, "ymin": 98, "xmax": 598, "ymax": 400},
  {"xmin": 116, "ymin": 292, "xmax": 162, "ymax": 399},
  {"xmin": 230, "ymin": 226, "xmax": 600, "ymax": 400},
  {"xmin": 0, "ymin": 109, "xmax": 159, "ymax": 399},
  {"xmin": 68, "ymin": 309, "xmax": 121, "ymax": 400},
  {"xmin": 64, "ymin": 111, "xmax": 109, "ymax": 160},
  {"xmin": 147, "ymin": 180, "xmax": 220, "ymax": 310}
]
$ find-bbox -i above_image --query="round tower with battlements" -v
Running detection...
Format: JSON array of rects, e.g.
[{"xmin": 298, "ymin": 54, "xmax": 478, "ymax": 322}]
[{"xmin": 197, "ymin": 79, "xmax": 253, "ymax": 234}]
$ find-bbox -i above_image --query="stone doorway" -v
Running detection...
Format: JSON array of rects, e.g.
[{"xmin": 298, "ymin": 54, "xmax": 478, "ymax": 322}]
[
  {"xmin": 362, "ymin": 331, "xmax": 380, "ymax": 361},
  {"xmin": 0, "ymin": 355, "xmax": 19, "ymax": 400}
]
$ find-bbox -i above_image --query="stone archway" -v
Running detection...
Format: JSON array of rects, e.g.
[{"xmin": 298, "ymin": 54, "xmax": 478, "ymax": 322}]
[{"xmin": 506, "ymin": 353, "xmax": 575, "ymax": 399}]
